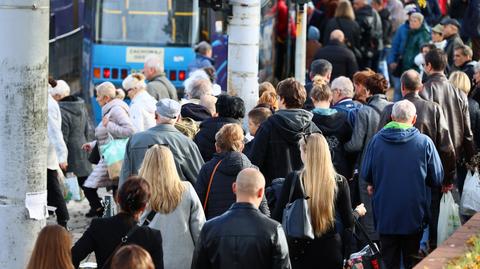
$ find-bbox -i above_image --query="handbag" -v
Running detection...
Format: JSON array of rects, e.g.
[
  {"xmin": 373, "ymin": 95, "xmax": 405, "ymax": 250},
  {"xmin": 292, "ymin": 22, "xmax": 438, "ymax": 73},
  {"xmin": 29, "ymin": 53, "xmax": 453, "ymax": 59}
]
[
  {"xmin": 203, "ymin": 160, "xmax": 223, "ymax": 211},
  {"xmin": 88, "ymin": 143, "xmax": 100, "ymax": 164},
  {"xmin": 347, "ymin": 217, "xmax": 386, "ymax": 269},
  {"xmin": 282, "ymin": 172, "xmax": 315, "ymax": 240},
  {"xmin": 100, "ymin": 137, "xmax": 129, "ymax": 181}
]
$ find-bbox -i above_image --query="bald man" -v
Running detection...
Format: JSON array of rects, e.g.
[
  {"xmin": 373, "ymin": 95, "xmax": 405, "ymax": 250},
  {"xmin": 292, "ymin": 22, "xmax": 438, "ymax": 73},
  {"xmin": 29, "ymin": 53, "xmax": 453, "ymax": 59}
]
[
  {"xmin": 312, "ymin": 29, "xmax": 358, "ymax": 80},
  {"xmin": 192, "ymin": 168, "xmax": 291, "ymax": 269}
]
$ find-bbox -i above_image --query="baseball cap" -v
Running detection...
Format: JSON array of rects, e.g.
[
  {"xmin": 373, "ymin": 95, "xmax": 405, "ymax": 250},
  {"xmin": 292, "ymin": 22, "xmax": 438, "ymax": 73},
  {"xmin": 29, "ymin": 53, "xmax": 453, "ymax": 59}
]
[{"xmin": 156, "ymin": 98, "xmax": 181, "ymax": 119}]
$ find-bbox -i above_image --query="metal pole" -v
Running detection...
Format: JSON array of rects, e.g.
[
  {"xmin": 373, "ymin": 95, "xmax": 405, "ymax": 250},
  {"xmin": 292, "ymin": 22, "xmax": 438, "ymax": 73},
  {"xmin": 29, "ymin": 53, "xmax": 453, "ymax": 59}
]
[
  {"xmin": 294, "ymin": 3, "xmax": 307, "ymax": 85},
  {"xmin": 227, "ymin": 0, "xmax": 261, "ymax": 126},
  {"xmin": 0, "ymin": 1, "xmax": 49, "ymax": 267}
]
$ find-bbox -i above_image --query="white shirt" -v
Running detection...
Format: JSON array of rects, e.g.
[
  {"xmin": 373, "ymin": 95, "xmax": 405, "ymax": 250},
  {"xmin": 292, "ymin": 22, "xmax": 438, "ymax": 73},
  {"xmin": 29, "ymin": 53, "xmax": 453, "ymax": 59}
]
[
  {"xmin": 47, "ymin": 94, "xmax": 68, "ymax": 170},
  {"xmin": 130, "ymin": 90, "xmax": 157, "ymax": 132}
]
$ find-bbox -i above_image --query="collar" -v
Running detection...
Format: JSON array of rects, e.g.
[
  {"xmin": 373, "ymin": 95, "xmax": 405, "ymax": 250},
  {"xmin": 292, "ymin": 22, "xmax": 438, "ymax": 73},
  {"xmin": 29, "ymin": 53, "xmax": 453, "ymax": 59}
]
[
  {"xmin": 150, "ymin": 123, "xmax": 179, "ymax": 133},
  {"xmin": 312, "ymin": 107, "xmax": 337, "ymax": 115},
  {"xmin": 327, "ymin": 40, "xmax": 345, "ymax": 47},
  {"xmin": 230, "ymin": 202, "xmax": 258, "ymax": 211},
  {"xmin": 403, "ymin": 92, "xmax": 420, "ymax": 100},
  {"xmin": 334, "ymin": 97, "xmax": 353, "ymax": 105},
  {"xmin": 367, "ymin": 94, "xmax": 387, "ymax": 104}
]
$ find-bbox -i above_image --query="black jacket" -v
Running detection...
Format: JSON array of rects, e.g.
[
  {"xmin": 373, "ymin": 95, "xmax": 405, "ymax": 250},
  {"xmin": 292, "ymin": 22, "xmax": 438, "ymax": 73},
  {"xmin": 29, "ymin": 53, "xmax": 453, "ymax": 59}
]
[
  {"xmin": 59, "ymin": 95, "xmax": 93, "ymax": 177},
  {"xmin": 355, "ymin": 5, "xmax": 384, "ymax": 51},
  {"xmin": 195, "ymin": 151, "xmax": 270, "ymax": 219},
  {"xmin": 191, "ymin": 202, "xmax": 291, "ymax": 269},
  {"xmin": 247, "ymin": 109, "xmax": 320, "ymax": 186},
  {"xmin": 312, "ymin": 40, "xmax": 359, "ymax": 80},
  {"xmin": 71, "ymin": 213, "xmax": 163, "ymax": 269},
  {"xmin": 181, "ymin": 103, "xmax": 212, "ymax": 122},
  {"xmin": 311, "ymin": 110, "xmax": 354, "ymax": 178},
  {"xmin": 378, "ymin": 92, "xmax": 456, "ymax": 184},
  {"xmin": 420, "ymin": 73, "xmax": 475, "ymax": 162},
  {"xmin": 468, "ymin": 98, "xmax": 480, "ymax": 150},
  {"xmin": 272, "ymin": 172, "xmax": 353, "ymax": 268},
  {"xmin": 323, "ymin": 17, "xmax": 361, "ymax": 50},
  {"xmin": 194, "ymin": 117, "xmax": 241, "ymax": 162}
]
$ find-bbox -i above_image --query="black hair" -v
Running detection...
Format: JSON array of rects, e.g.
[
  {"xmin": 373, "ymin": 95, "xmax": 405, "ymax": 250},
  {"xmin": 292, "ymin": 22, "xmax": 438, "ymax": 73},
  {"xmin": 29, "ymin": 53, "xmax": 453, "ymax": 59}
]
[
  {"xmin": 424, "ymin": 48, "xmax": 447, "ymax": 71},
  {"xmin": 215, "ymin": 95, "xmax": 245, "ymax": 119},
  {"xmin": 117, "ymin": 176, "xmax": 151, "ymax": 215}
]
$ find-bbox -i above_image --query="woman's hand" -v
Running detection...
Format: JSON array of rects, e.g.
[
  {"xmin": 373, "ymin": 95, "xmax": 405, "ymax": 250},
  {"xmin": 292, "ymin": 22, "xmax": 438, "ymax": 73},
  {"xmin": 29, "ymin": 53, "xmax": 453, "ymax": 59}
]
[
  {"xmin": 354, "ymin": 203, "xmax": 367, "ymax": 217},
  {"xmin": 82, "ymin": 143, "xmax": 92, "ymax": 152}
]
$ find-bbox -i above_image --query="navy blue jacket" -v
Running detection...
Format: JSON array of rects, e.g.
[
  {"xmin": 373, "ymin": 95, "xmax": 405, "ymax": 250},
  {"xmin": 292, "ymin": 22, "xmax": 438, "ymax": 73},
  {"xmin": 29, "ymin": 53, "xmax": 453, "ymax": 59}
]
[
  {"xmin": 360, "ymin": 126, "xmax": 443, "ymax": 235},
  {"xmin": 462, "ymin": 0, "xmax": 480, "ymax": 38}
]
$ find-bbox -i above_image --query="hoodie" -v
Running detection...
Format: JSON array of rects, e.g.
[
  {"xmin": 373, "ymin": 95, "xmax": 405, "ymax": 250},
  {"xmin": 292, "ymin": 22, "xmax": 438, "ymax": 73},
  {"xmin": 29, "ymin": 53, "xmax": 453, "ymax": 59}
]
[
  {"xmin": 247, "ymin": 109, "xmax": 320, "ymax": 185},
  {"xmin": 130, "ymin": 90, "xmax": 157, "ymax": 132},
  {"xmin": 360, "ymin": 126, "xmax": 443, "ymax": 234},
  {"xmin": 59, "ymin": 96, "xmax": 93, "ymax": 177}
]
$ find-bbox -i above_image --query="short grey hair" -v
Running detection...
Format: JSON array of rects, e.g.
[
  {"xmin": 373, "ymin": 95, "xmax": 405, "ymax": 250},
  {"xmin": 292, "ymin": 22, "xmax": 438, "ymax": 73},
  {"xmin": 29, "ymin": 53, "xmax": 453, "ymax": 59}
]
[
  {"xmin": 188, "ymin": 79, "xmax": 212, "ymax": 99},
  {"xmin": 195, "ymin": 41, "xmax": 212, "ymax": 55},
  {"xmin": 331, "ymin": 76, "xmax": 354, "ymax": 98},
  {"xmin": 144, "ymin": 54, "xmax": 164, "ymax": 74},
  {"xmin": 392, "ymin": 100, "xmax": 416, "ymax": 122},
  {"xmin": 410, "ymin": 12, "xmax": 424, "ymax": 23}
]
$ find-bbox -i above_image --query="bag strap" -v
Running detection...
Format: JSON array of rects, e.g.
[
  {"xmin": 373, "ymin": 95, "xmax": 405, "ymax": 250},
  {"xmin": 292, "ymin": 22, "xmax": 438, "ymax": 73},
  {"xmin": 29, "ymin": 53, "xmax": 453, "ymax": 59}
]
[
  {"xmin": 353, "ymin": 217, "xmax": 380, "ymax": 254},
  {"xmin": 203, "ymin": 160, "xmax": 223, "ymax": 211},
  {"xmin": 101, "ymin": 224, "xmax": 139, "ymax": 269},
  {"xmin": 142, "ymin": 210, "xmax": 157, "ymax": 226}
]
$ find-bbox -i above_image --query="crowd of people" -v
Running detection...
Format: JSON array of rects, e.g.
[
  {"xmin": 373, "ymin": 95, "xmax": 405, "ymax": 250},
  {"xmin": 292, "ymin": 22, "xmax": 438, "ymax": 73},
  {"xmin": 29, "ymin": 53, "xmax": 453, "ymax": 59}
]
[{"xmin": 35, "ymin": 0, "xmax": 480, "ymax": 268}]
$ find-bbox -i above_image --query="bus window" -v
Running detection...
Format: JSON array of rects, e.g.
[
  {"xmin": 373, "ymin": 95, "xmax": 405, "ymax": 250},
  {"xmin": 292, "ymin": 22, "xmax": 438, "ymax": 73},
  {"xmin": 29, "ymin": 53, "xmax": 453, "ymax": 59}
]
[{"xmin": 96, "ymin": 0, "xmax": 195, "ymax": 46}]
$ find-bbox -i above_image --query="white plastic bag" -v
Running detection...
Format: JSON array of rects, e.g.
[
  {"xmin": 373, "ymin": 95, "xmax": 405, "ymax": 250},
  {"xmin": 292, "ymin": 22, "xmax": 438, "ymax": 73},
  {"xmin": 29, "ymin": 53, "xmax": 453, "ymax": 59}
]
[
  {"xmin": 461, "ymin": 170, "xmax": 480, "ymax": 215},
  {"xmin": 64, "ymin": 173, "xmax": 82, "ymax": 202},
  {"xmin": 437, "ymin": 191, "xmax": 461, "ymax": 245}
]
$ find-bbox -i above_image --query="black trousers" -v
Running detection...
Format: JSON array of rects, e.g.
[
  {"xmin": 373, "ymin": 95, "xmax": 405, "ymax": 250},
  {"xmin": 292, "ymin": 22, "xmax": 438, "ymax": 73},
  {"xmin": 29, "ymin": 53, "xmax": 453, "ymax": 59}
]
[
  {"xmin": 77, "ymin": 176, "xmax": 102, "ymax": 210},
  {"xmin": 380, "ymin": 232, "xmax": 422, "ymax": 269},
  {"xmin": 47, "ymin": 169, "xmax": 69, "ymax": 225}
]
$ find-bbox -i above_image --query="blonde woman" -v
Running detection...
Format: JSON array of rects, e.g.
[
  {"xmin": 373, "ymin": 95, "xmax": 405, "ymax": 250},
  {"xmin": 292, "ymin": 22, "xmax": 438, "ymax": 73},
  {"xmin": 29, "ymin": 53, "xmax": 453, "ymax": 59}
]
[
  {"xmin": 123, "ymin": 73, "xmax": 157, "ymax": 132},
  {"xmin": 139, "ymin": 145, "xmax": 205, "ymax": 269},
  {"xmin": 272, "ymin": 133, "xmax": 355, "ymax": 269},
  {"xmin": 450, "ymin": 71, "xmax": 480, "ymax": 151}
]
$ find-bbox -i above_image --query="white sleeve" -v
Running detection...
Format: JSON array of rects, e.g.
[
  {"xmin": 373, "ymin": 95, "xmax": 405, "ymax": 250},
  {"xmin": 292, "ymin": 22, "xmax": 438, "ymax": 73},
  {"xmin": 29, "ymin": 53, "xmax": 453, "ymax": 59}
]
[
  {"xmin": 129, "ymin": 104, "xmax": 144, "ymax": 132},
  {"xmin": 47, "ymin": 96, "xmax": 68, "ymax": 163}
]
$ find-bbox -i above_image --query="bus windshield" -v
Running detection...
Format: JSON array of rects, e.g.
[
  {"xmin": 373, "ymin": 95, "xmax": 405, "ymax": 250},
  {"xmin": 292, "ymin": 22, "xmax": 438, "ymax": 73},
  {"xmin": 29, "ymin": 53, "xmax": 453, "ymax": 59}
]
[{"xmin": 96, "ymin": 0, "xmax": 196, "ymax": 46}]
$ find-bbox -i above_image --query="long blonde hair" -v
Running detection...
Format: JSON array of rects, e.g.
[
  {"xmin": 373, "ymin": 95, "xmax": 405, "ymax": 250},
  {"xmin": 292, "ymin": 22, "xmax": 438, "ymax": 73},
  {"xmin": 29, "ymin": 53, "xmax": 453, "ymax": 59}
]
[
  {"xmin": 300, "ymin": 133, "xmax": 337, "ymax": 237},
  {"xmin": 26, "ymin": 225, "xmax": 74, "ymax": 269},
  {"xmin": 139, "ymin": 145, "xmax": 186, "ymax": 214}
]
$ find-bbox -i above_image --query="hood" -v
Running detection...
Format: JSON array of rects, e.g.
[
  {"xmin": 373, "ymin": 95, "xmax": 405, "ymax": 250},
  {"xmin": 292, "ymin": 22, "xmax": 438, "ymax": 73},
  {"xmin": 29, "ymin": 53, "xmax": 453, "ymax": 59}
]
[
  {"xmin": 378, "ymin": 127, "xmax": 419, "ymax": 144},
  {"xmin": 270, "ymin": 109, "xmax": 314, "ymax": 143},
  {"xmin": 58, "ymin": 95, "xmax": 85, "ymax": 117},
  {"xmin": 132, "ymin": 91, "xmax": 156, "ymax": 113},
  {"xmin": 181, "ymin": 103, "xmax": 212, "ymax": 122},
  {"xmin": 102, "ymin": 98, "xmax": 130, "ymax": 116},
  {"xmin": 312, "ymin": 111, "xmax": 345, "ymax": 135},
  {"xmin": 214, "ymin": 151, "xmax": 254, "ymax": 176}
]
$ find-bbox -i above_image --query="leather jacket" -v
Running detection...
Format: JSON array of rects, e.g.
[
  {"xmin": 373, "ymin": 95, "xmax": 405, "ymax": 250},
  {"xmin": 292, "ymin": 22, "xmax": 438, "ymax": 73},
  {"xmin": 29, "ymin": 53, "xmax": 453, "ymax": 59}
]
[
  {"xmin": 378, "ymin": 92, "xmax": 456, "ymax": 183},
  {"xmin": 191, "ymin": 203, "xmax": 291, "ymax": 269},
  {"xmin": 419, "ymin": 73, "xmax": 475, "ymax": 162}
]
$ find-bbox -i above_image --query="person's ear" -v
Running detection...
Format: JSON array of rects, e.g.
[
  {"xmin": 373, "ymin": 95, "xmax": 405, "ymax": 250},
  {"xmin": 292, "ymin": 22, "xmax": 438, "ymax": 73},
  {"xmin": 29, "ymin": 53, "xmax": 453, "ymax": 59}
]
[
  {"xmin": 238, "ymin": 143, "xmax": 245, "ymax": 152},
  {"xmin": 232, "ymin": 182, "xmax": 237, "ymax": 194},
  {"xmin": 257, "ymin": 187, "xmax": 264, "ymax": 199},
  {"xmin": 215, "ymin": 143, "xmax": 222, "ymax": 153},
  {"xmin": 412, "ymin": 115, "xmax": 417, "ymax": 125}
]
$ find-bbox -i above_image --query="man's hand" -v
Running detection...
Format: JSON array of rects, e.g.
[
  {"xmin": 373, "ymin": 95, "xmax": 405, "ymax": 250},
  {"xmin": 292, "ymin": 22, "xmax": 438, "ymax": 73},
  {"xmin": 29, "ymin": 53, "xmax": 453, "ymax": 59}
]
[
  {"xmin": 367, "ymin": 185, "xmax": 374, "ymax": 196},
  {"xmin": 441, "ymin": 184, "xmax": 454, "ymax": 193},
  {"xmin": 82, "ymin": 143, "xmax": 92, "ymax": 152},
  {"xmin": 59, "ymin": 162, "xmax": 68, "ymax": 171}
]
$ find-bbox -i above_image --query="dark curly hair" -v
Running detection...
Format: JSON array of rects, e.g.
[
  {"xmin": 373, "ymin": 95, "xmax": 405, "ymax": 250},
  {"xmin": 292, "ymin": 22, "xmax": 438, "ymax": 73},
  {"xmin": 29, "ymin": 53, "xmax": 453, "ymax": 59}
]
[
  {"xmin": 276, "ymin": 78, "xmax": 306, "ymax": 108},
  {"xmin": 364, "ymin": 73, "xmax": 388, "ymax": 95},
  {"xmin": 215, "ymin": 94, "xmax": 245, "ymax": 119},
  {"xmin": 117, "ymin": 176, "xmax": 151, "ymax": 216}
]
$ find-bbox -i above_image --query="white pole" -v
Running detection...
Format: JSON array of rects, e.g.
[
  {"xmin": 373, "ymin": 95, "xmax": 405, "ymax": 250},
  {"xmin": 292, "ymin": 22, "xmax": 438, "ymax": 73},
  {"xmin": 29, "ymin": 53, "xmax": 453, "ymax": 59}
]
[
  {"xmin": 227, "ymin": 0, "xmax": 261, "ymax": 125},
  {"xmin": 294, "ymin": 4, "xmax": 307, "ymax": 85},
  {"xmin": 0, "ymin": 1, "xmax": 49, "ymax": 267}
]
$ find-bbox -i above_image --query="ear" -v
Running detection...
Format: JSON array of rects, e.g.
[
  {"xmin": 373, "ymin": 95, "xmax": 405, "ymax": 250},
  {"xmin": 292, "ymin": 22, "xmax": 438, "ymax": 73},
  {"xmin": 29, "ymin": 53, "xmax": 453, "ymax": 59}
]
[
  {"xmin": 257, "ymin": 187, "xmax": 264, "ymax": 199},
  {"xmin": 412, "ymin": 115, "xmax": 417, "ymax": 125},
  {"xmin": 232, "ymin": 182, "xmax": 237, "ymax": 194},
  {"xmin": 215, "ymin": 143, "xmax": 222, "ymax": 153},
  {"xmin": 238, "ymin": 143, "xmax": 245, "ymax": 152}
]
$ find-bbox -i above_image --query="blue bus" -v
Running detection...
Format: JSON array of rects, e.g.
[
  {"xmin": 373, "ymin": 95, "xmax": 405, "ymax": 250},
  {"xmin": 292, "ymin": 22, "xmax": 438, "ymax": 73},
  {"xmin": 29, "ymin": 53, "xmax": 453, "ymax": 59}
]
[{"xmin": 81, "ymin": 0, "xmax": 199, "ymax": 123}]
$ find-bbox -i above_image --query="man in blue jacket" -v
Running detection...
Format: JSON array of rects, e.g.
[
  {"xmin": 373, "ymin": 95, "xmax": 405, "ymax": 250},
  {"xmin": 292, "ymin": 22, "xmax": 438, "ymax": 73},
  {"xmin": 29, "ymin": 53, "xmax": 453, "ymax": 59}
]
[{"xmin": 361, "ymin": 100, "xmax": 444, "ymax": 269}]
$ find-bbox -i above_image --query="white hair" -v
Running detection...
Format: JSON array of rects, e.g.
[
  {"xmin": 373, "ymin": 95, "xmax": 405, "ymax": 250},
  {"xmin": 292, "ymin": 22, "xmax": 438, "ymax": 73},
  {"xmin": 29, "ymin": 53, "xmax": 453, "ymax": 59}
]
[
  {"xmin": 392, "ymin": 100, "xmax": 416, "ymax": 122},
  {"xmin": 48, "ymin": 80, "xmax": 70, "ymax": 97},
  {"xmin": 122, "ymin": 73, "xmax": 146, "ymax": 91},
  {"xmin": 144, "ymin": 54, "xmax": 164, "ymax": 74},
  {"xmin": 410, "ymin": 12, "xmax": 424, "ymax": 23},
  {"xmin": 184, "ymin": 69, "xmax": 212, "ymax": 99},
  {"xmin": 96, "ymin": 81, "xmax": 116, "ymax": 98},
  {"xmin": 331, "ymin": 76, "xmax": 354, "ymax": 98}
]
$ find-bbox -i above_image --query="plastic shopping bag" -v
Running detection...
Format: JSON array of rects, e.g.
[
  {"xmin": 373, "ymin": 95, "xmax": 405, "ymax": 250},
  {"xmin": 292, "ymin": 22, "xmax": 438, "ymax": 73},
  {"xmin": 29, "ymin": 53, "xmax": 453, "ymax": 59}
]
[
  {"xmin": 461, "ymin": 170, "xmax": 480, "ymax": 215},
  {"xmin": 437, "ymin": 191, "xmax": 461, "ymax": 245},
  {"xmin": 64, "ymin": 173, "xmax": 83, "ymax": 202},
  {"xmin": 100, "ymin": 138, "xmax": 128, "ymax": 181}
]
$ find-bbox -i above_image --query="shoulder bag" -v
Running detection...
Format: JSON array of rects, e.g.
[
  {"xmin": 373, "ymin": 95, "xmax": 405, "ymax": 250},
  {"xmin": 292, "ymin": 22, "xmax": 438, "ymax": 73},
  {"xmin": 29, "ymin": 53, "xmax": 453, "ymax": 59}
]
[
  {"xmin": 203, "ymin": 160, "xmax": 223, "ymax": 211},
  {"xmin": 282, "ymin": 172, "xmax": 315, "ymax": 240}
]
